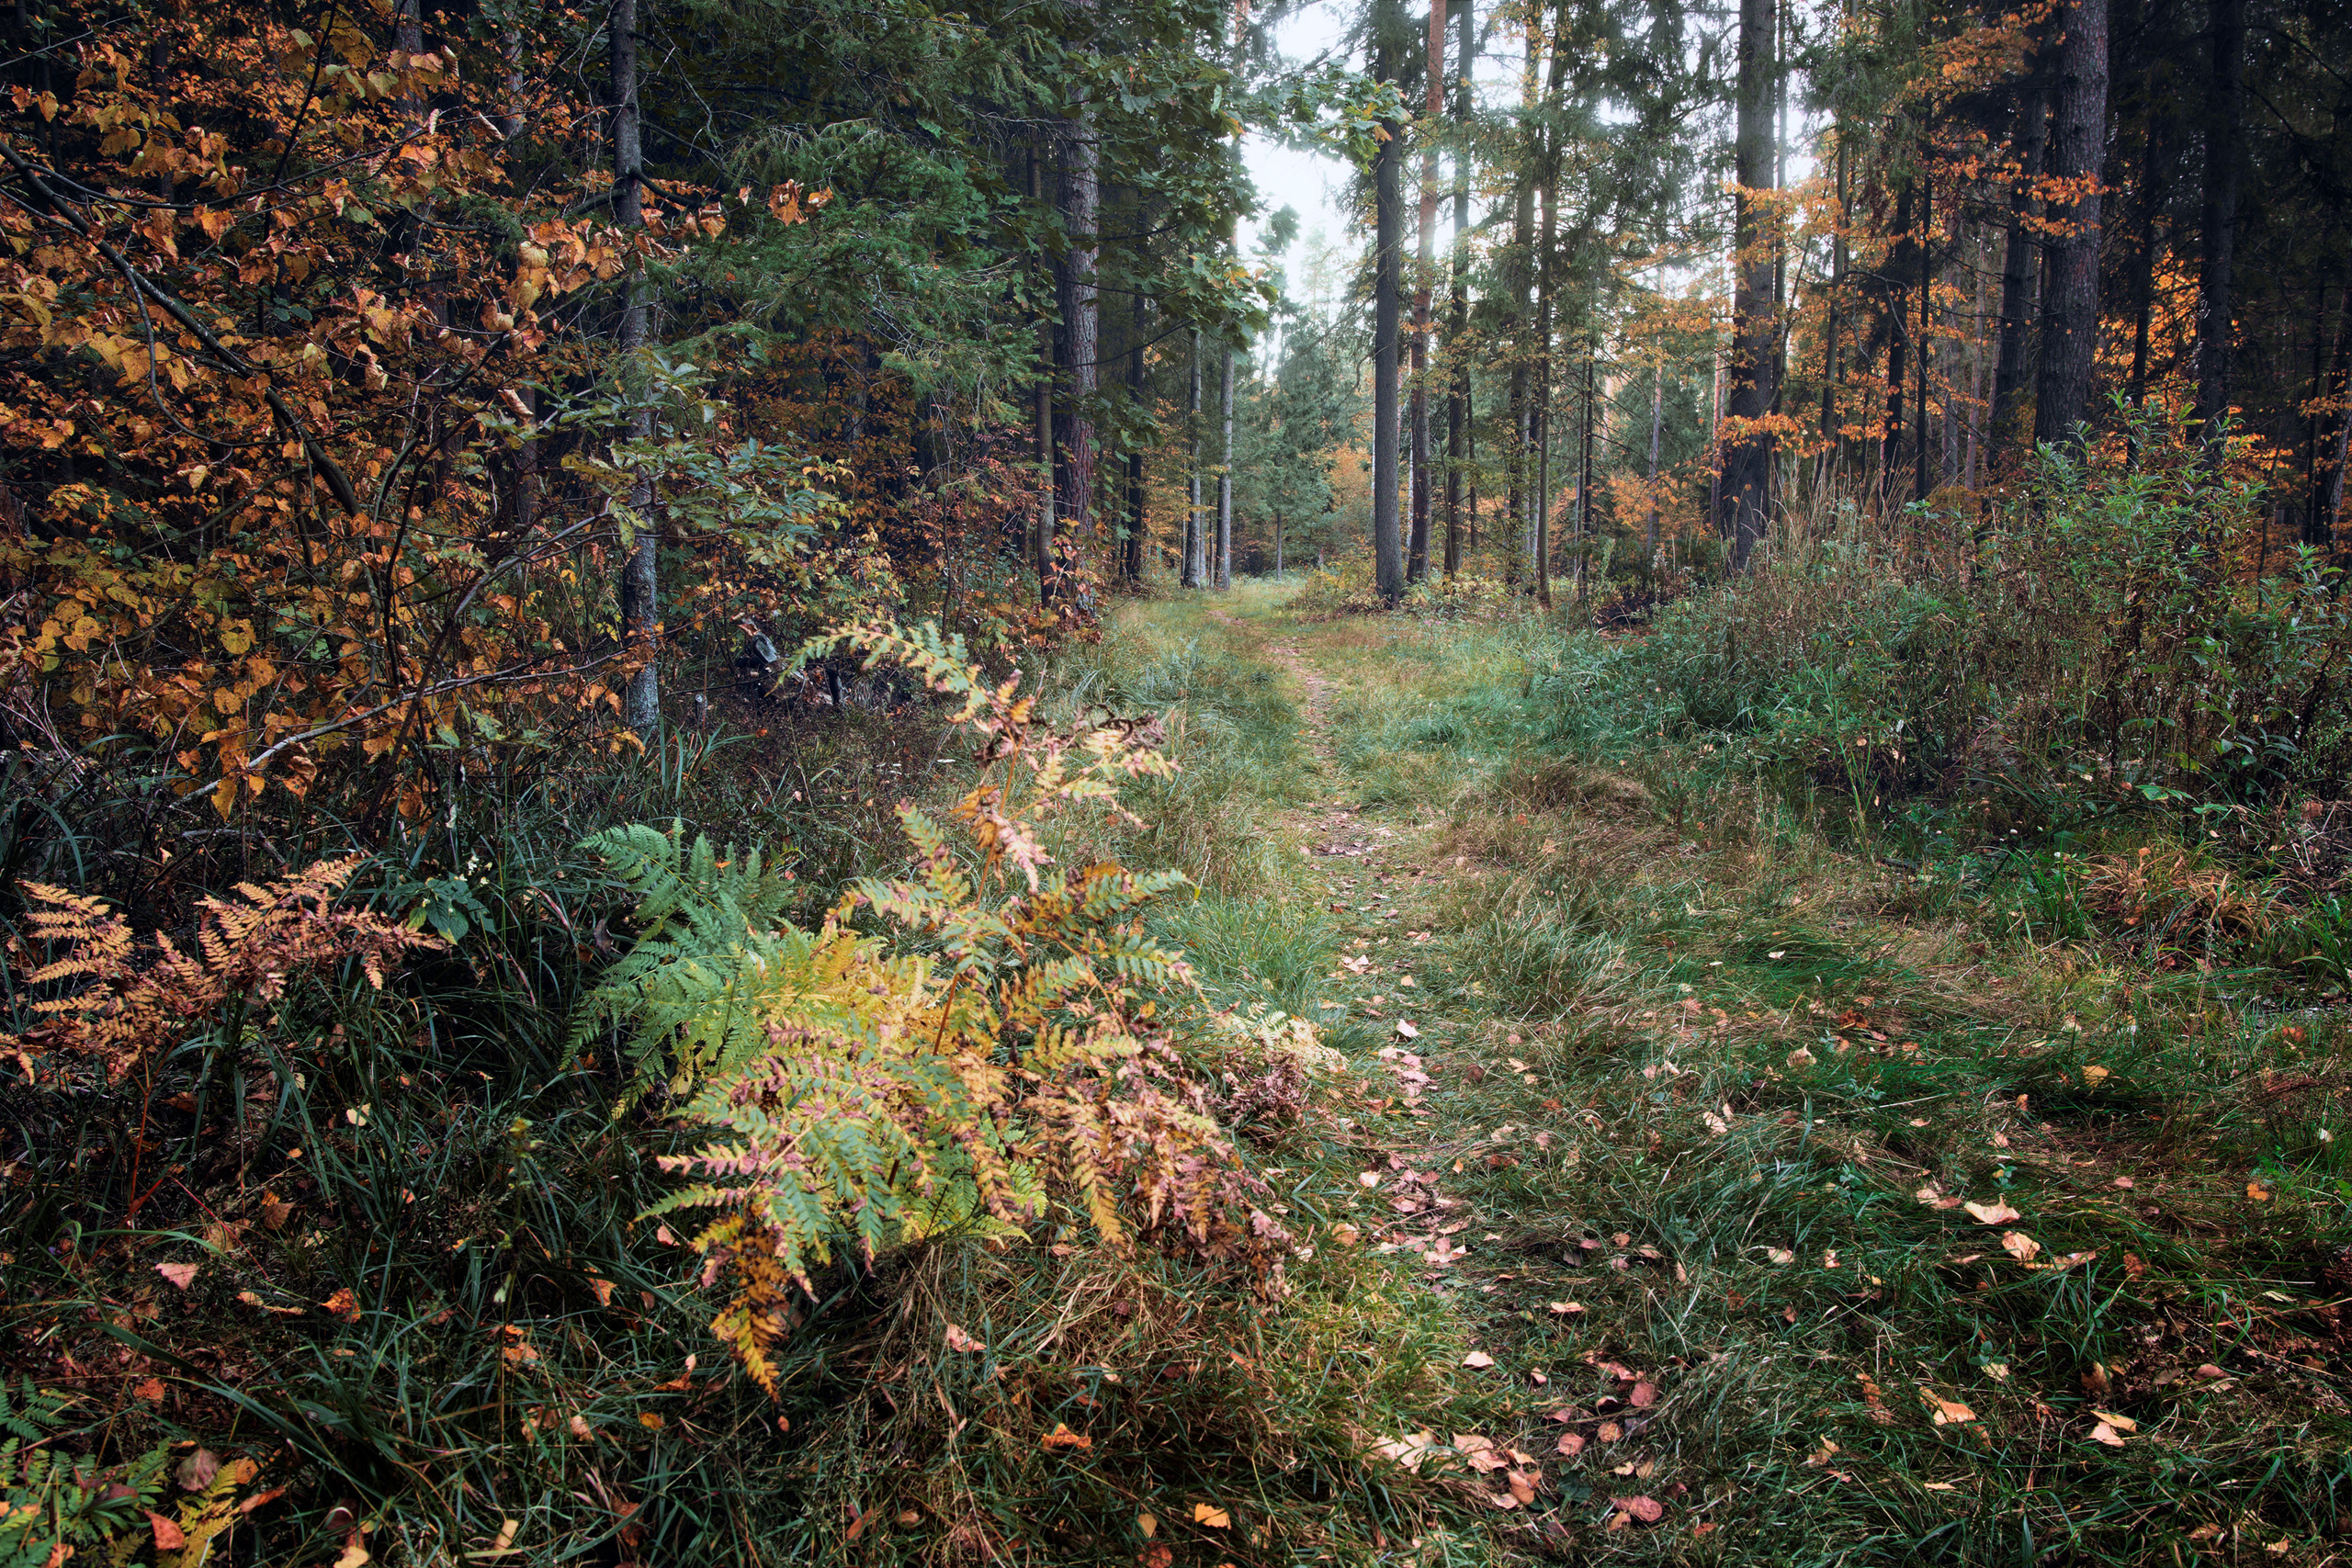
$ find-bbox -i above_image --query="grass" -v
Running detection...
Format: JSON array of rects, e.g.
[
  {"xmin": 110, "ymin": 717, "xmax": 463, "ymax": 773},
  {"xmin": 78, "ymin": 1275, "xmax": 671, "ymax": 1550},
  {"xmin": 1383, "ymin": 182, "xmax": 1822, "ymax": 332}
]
[{"xmin": 1151, "ymin": 581, "xmax": 2352, "ymax": 1564}]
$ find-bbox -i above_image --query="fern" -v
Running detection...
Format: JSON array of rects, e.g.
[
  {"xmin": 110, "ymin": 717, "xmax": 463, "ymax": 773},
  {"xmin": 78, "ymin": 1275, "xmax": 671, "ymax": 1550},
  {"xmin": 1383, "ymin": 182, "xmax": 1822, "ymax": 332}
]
[
  {"xmin": 594, "ymin": 622, "xmax": 1291, "ymax": 1394},
  {"xmin": 0, "ymin": 1380, "xmax": 166, "ymax": 1568},
  {"xmin": 3, "ymin": 857, "xmax": 446, "ymax": 1087}
]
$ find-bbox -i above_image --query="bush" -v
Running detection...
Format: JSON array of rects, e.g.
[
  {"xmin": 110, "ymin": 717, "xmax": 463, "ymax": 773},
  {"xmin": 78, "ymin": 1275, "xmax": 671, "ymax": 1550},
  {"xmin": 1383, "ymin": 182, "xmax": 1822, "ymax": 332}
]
[{"xmin": 1615, "ymin": 402, "xmax": 2352, "ymax": 822}]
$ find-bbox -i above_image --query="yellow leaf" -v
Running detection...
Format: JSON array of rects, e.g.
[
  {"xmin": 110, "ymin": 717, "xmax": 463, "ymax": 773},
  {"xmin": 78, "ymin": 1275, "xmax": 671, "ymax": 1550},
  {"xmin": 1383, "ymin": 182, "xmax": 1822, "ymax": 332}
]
[{"xmin": 1192, "ymin": 1502, "xmax": 1231, "ymax": 1529}]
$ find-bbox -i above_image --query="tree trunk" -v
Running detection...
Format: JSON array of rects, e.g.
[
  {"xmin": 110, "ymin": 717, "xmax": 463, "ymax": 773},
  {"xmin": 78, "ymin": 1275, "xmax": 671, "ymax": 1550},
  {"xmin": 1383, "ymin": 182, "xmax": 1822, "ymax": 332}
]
[
  {"xmin": 1054, "ymin": 59, "xmax": 1100, "ymax": 600},
  {"xmin": 1532, "ymin": 117, "xmax": 1557, "ymax": 609},
  {"xmin": 1031, "ymin": 152, "xmax": 1057, "ymax": 593},
  {"xmin": 2191, "ymin": 0, "xmax": 2245, "ymax": 449},
  {"xmin": 2128, "ymin": 109, "xmax": 2169, "ymax": 404},
  {"xmin": 2031, "ymin": 0, "xmax": 2109, "ymax": 452},
  {"xmin": 1721, "ymin": 0, "xmax": 1777, "ymax": 570},
  {"xmin": 1373, "ymin": 6, "xmax": 1407, "ymax": 603},
  {"xmin": 1645, "ymin": 358, "xmax": 1664, "ymax": 575},
  {"xmin": 2311, "ymin": 285, "xmax": 2351, "ymax": 556},
  {"xmin": 1503, "ymin": 16, "xmax": 1536, "ymax": 584},
  {"xmin": 1577, "ymin": 347, "xmax": 1596, "ymax": 599},
  {"xmin": 1408, "ymin": 0, "xmax": 1442, "ymax": 583},
  {"xmin": 613, "ymin": 0, "xmax": 658, "ymax": 739},
  {"xmin": 1989, "ymin": 39, "xmax": 2051, "ymax": 472},
  {"xmin": 1883, "ymin": 181, "xmax": 1913, "ymax": 509},
  {"xmin": 1917, "ymin": 166, "xmax": 1933, "ymax": 504},
  {"xmin": 1125, "ymin": 298, "xmax": 1148, "ymax": 582},
  {"xmin": 1185, "ymin": 332, "xmax": 1203, "ymax": 587},
  {"xmin": 1443, "ymin": 0, "xmax": 1472, "ymax": 581},
  {"xmin": 1216, "ymin": 345, "xmax": 1233, "ymax": 588}
]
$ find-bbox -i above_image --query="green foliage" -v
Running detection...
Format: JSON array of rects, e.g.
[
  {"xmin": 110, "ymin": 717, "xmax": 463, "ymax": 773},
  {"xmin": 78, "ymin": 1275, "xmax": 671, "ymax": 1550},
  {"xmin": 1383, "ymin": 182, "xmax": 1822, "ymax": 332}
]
[{"xmin": 0, "ymin": 1381, "xmax": 167, "ymax": 1567}]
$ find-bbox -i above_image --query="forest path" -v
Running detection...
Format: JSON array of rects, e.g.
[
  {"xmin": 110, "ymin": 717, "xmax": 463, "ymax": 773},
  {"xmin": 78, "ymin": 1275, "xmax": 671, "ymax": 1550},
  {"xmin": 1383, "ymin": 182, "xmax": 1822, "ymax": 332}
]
[{"xmin": 1125, "ymin": 584, "xmax": 2336, "ymax": 1562}]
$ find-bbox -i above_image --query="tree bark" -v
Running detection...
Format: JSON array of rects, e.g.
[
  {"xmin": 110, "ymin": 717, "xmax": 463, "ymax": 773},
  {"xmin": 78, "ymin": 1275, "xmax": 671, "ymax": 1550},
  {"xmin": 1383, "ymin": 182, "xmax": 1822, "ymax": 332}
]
[
  {"xmin": 1989, "ymin": 37, "xmax": 2051, "ymax": 472},
  {"xmin": 612, "ymin": 0, "xmax": 659, "ymax": 739},
  {"xmin": 1532, "ymin": 100, "xmax": 1557, "ymax": 608},
  {"xmin": 1125, "ymin": 297, "xmax": 1148, "ymax": 581},
  {"xmin": 1185, "ymin": 332, "xmax": 1204, "ymax": 587},
  {"xmin": 1053, "ymin": 51, "xmax": 1100, "ymax": 600},
  {"xmin": 1216, "ymin": 345, "xmax": 1233, "ymax": 588},
  {"xmin": 2031, "ymin": 0, "xmax": 2110, "ymax": 453},
  {"xmin": 1408, "ymin": 0, "xmax": 1442, "ymax": 583},
  {"xmin": 1031, "ymin": 152, "xmax": 1057, "ymax": 593},
  {"xmin": 2190, "ymin": 0, "xmax": 2245, "ymax": 448},
  {"xmin": 1373, "ymin": 5, "xmax": 1406, "ymax": 603},
  {"xmin": 1444, "ymin": 0, "xmax": 1471, "ymax": 581},
  {"xmin": 1720, "ymin": 0, "xmax": 1777, "ymax": 570},
  {"xmin": 1645, "ymin": 357, "xmax": 1664, "ymax": 575}
]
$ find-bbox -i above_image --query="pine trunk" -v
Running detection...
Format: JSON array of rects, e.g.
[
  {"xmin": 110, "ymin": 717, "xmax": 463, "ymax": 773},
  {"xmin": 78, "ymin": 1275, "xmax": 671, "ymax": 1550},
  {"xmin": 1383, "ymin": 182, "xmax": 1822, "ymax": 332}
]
[{"xmin": 2031, "ymin": 0, "xmax": 2109, "ymax": 452}]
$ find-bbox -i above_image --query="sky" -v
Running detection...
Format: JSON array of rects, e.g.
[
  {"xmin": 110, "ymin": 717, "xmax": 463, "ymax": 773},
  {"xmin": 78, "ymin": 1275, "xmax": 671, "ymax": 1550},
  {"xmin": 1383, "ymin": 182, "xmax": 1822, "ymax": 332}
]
[{"xmin": 1237, "ymin": 0, "xmax": 1360, "ymax": 268}]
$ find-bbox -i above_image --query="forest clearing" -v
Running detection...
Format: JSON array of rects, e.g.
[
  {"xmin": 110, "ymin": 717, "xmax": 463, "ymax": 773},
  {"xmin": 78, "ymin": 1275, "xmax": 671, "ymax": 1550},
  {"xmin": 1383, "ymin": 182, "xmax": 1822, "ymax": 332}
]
[{"xmin": 6, "ymin": 0, "xmax": 2352, "ymax": 1561}]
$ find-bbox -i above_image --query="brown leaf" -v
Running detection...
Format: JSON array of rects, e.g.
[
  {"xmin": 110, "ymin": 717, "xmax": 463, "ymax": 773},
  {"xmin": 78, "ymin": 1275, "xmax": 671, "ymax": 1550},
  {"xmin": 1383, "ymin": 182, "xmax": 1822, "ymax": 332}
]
[
  {"xmin": 148, "ymin": 1511, "xmax": 187, "ymax": 1551},
  {"xmin": 1506, "ymin": 1469, "xmax": 1539, "ymax": 1506},
  {"xmin": 1924, "ymin": 1393, "xmax": 1976, "ymax": 1426},
  {"xmin": 1596, "ymin": 1421, "xmax": 1623, "ymax": 1442},
  {"xmin": 1462, "ymin": 1350, "xmax": 1495, "ymax": 1369},
  {"xmin": 1628, "ymin": 1381, "xmax": 1658, "ymax": 1408},
  {"xmin": 1963, "ymin": 1200, "xmax": 2022, "ymax": 1225},
  {"xmin": 944, "ymin": 1324, "xmax": 986, "ymax": 1353},
  {"xmin": 322, "ymin": 1287, "xmax": 360, "ymax": 1323},
  {"xmin": 2087, "ymin": 1421, "xmax": 2127, "ymax": 1448},
  {"xmin": 132, "ymin": 1378, "xmax": 167, "ymax": 1402},
  {"xmin": 156, "ymin": 1260, "xmax": 199, "ymax": 1291},
  {"xmin": 1040, "ymin": 1423, "xmax": 1092, "ymax": 1452},
  {"xmin": 1191, "ymin": 1502, "xmax": 1230, "ymax": 1529},
  {"xmin": 258, "ymin": 1192, "xmax": 295, "ymax": 1231},
  {"xmin": 1547, "ymin": 1300, "xmax": 1584, "ymax": 1315},
  {"xmin": 1999, "ymin": 1231, "xmax": 2042, "ymax": 1263},
  {"xmin": 1611, "ymin": 1495, "xmax": 1665, "ymax": 1523},
  {"xmin": 1555, "ymin": 1431, "xmax": 1586, "ymax": 1458}
]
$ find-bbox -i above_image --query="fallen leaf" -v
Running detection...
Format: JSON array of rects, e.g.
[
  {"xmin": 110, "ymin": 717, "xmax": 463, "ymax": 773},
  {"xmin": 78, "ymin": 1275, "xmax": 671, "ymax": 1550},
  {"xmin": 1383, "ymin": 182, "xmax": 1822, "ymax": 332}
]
[
  {"xmin": 1963, "ymin": 1201, "xmax": 2022, "ymax": 1225},
  {"xmin": 1920, "ymin": 1395, "xmax": 1984, "ymax": 1436},
  {"xmin": 2080, "ymin": 1065, "xmax": 2110, "ymax": 1087},
  {"xmin": 2090, "ymin": 1409, "xmax": 2139, "ymax": 1432},
  {"xmin": 1396, "ymin": 1021, "xmax": 1419, "ymax": 1039},
  {"xmin": 1371, "ymin": 1430, "xmax": 1438, "ymax": 1471},
  {"xmin": 334, "ymin": 1538, "xmax": 370, "ymax": 1568},
  {"xmin": 1923, "ymin": 1481, "xmax": 1959, "ymax": 1492},
  {"xmin": 1766, "ymin": 1247, "xmax": 1795, "ymax": 1264},
  {"xmin": 258, "ymin": 1193, "xmax": 295, "ymax": 1231},
  {"xmin": 2112, "ymin": 1176, "xmax": 2135, "ymax": 1190},
  {"xmin": 1628, "ymin": 1381, "xmax": 1658, "ymax": 1408},
  {"xmin": 1999, "ymin": 1231, "xmax": 2042, "ymax": 1262},
  {"xmin": 944, "ymin": 1324, "xmax": 986, "ymax": 1353},
  {"xmin": 236, "ymin": 1291, "xmax": 303, "ymax": 1315},
  {"xmin": 148, "ymin": 1512, "xmax": 187, "ymax": 1551},
  {"xmin": 1547, "ymin": 1301, "xmax": 1585, "ymax": 1315},
  {"xmin": 323, "ymin": 1287, "xmax": 361, "ymax": 1323},
  {"xmin": 1596, "ymin": 1421, "xmax": 1623, "ymax": 1442},
  {"xmin": 1463, "ymin": 1350, "xmax": 1496, "ymax": 1369},
  {"xmin": 133, "ymin": 1378, "xmax": 167, "ymax": 1402},
  {"xmin": 2194, "ymin": 1363, "xmax": 2229, "ymax": 1380},
  {"xmin": 176, "ymin": 1449, "xmax": 220, "ymax": 1492},
  {"xmin": 2088, "ymin": 1421, "xmax": 2127, "ymax": 1448},
  {"xmin": 1556, "ymin": 1431, "xmax": 1586, "ymax": 1458},
  {"xmin": 1804, "ymin": 1438, "xmax": 1839, "ymax": 1467},
  {"xmin": 1139, "ymin": 1548, "xmax": 1173, "ymax": 1568},
  {"xmin": 586, "ymin": 1276, "xmax": 616, "ymax": 1307},
  {"xmin": 157, "ymin": 1261, "xmax": 199, "ymax": 1291},
  {"xmin": 2247, "ymin": 1181, "xmax": 2271, "ymax": 1202},
  {"xmin": 1506, "ymin": 1469, "xmax": 1539, "ymax": 1506},
  {"xmin": 1785, "ymin": 1047, "xmax": 1816, "ymax": 1068},
  {"xmin": 1611, "ymin": 1495, "xmax": 1664, "ymax": 1523},
  {"xmin": 1040, "ymin": 1423, "xmax": 1092, "ymax": 1451},
  {"xmin": 1137, "ymin": 1510, "xmax": 1158, "ymax": 1539},
  {"xmin": 1192, "ymin": 1502, "xmax": 1231, "ymax": 1529}
]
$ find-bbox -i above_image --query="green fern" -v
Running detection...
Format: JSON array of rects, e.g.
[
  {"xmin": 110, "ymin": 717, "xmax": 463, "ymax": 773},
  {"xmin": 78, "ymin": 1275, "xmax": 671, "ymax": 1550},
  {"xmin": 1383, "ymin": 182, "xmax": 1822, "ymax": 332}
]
[{"xmin": 0, "ymin": 1379, "xmax": 168, "ymax": 1568}]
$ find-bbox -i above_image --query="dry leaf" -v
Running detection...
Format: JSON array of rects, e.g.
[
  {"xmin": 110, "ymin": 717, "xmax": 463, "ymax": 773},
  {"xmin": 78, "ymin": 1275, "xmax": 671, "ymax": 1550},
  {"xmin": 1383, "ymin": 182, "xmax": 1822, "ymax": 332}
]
[
  {"xmin": 1396, "ymin": 1020, "xmax": 1419, "ymax": 1039},
  {"xmin": 1136, "ymin": 1510, "xmax": 1157, "ymax": 1539},
  {"xmin": 323, "ymin": 1287, "xmax": 361, "ymax": 1323},
  {"xmin": 1963, "ymin": 1200, "xmax": 2022, "ymax": 1225},
  {"xmin": 1139, "ymin": 1548, "xmax": 1173, "ymax": 1568},
  {"xmin": 586, "ymin": 1276, "xmax": 616, "ymax": 1307},
  {"xmin": 1596, "ymin": 1420, "xmax": 1623, "ymax": 1442},
  {"xmin": 1547, "ymin": 1300, "xmax": 1584, "ymax": 1315},
  {"xmin": 258, "ymin": 1192, "xmax": 295, "ymax": 1231},
  {"xmin": 156, "ymin": 1261, "xmax": 199, "ymax": 1291},
  {"xmin": 1040, "ymin": 1423, "xmax": 1092, "ymax": 1452},
  {"xmin": 1925, "ymin": 1393, "xmax": 1976, "ymax": 1426},
  {"xmin": 1506, "ymin": 1469, "xmax": 1539, "ymax": 1506},
  {"xmin": 1628, "ymin": 1381, "xmax": 1658, "ymax": 1408},
  {"xmin": 1611, "ymin": 1495, "xmax": 1664, "ymax": 1523},
  {"xmin": 236, "ymin": 1290, "xmax": 303, "ymax": 1315},
  {"xmin": 2080, "ymin": 1065, "xmax": 2110, "ymax": 1086},
  {"xmin": 2088, "ymin": 1422, "xmax": 2127, "ymax": 1448},
  {"xmin": 333, "ymin": 1538, "xmax": 371, "ymax": 1568},
  {"xmin": 1191, "ymin": 1502, "xmax": 1230, "ymax": 1529},
  {"xmin": 944, "ymin": 1324, "xmax": 986, "ymax": 1353},
  {"xmin": 1463, "ymin": 1350, "xmax": 1496, "ymax": 1369},
  {"xmin": 148, "ymin": 1512, "xmax": 187, "ymax": 1551},
  {"xmin": 1766, "ymin": 1247, "xmax": 1795, "ymax": 1264},
  {"xmin": 2000, "ymin": 1231, "xmax": 2042, "ymax": 1262},
  {"xmin": 132, "ymin": 1378, "xmax": 167, "ymax": 1402},
  {"xmin": 2246, "ymin": 1181, "xmax": 2272, "ymax": 1202},
  {"xmin": 1556, "ymin": 1431, "xmax": 1586, "ymax": 1458},
  {"xmin": 1371, "ymin": 1430, "xmax": 1438, "ymax": 1471}
]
